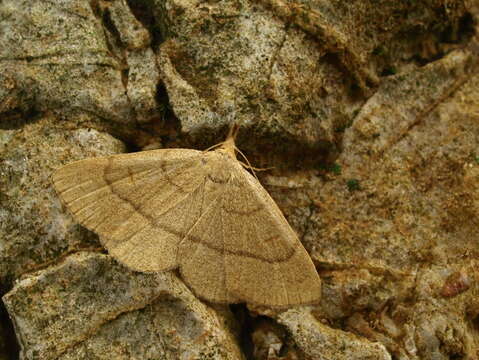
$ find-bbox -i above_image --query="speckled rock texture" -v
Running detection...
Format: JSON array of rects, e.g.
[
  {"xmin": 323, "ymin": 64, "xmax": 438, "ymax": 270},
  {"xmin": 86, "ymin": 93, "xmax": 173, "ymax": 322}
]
[
  {"xmin": 0, "ymin": 118, "xmax": 126, "ymax": 290},
  {"xmin": 2, "ymin": 252, "xmax": 242, "ymax": 360},
  {"xmin": 0, "ymin": 0, "xmax": 135, "ymax": 124},
  {"xmin": 278, "ymin": 308, "xmax": 392, "ymax": 359},
  {"xmin": 1, "ymin": 0, "xmax": 479, "ymax": 359}
]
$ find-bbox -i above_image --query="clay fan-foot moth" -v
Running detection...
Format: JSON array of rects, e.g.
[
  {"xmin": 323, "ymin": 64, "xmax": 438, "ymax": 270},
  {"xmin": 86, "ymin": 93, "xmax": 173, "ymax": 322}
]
[{"xmin": 52, "ymin": 126, "xmax": 321, "ymax": 307}]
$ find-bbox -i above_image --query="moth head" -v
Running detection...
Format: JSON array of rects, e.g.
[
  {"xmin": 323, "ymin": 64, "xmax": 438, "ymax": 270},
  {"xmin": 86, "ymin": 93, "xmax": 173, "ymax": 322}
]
[{"xmin": 218, "ymin": 123, "xmax": 240, "ymax": 159}]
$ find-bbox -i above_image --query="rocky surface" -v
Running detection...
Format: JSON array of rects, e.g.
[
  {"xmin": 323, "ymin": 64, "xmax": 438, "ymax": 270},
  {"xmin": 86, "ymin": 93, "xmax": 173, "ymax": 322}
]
[
  {"xmin": 0, "ymin": 0, "xmax": 133, "ymax": 124},
  {"xmin": 278, "ymin": 308, "xmax": 391, "ymax": 359},
  {"xmin": 263, "ymin": 46, "xmax": 479, "ymax": 360},
  {"xmin": 262, "ymin": 59, "xmax": 479, "ymax": 359},
  {"xmin": 157, "ymin": 0, "xmax": 361, "ymax": 144},
  {"xmin": 3, "ymin": 252, "xmax": 242, "ymax": 360},
  {"xmin": 1, "ymin": 0, "xmax": 479, "ymax": 359},
  {"xmin": 0, "ymin": 118, "xmax": 126, "ymax": 291}
]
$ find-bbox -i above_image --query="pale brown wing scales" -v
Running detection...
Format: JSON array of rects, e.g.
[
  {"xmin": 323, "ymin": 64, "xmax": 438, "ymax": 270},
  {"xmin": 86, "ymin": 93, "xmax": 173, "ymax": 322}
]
[
  {"xmin": 225, "ymin": 245, "xmax": 321, "ymax": 306},
  {"xmin": 219, "ymin": 177, "xmax": 297, "ymax": 262},
  {"xmin": 53, "ymin": 149, "xmax": 208, "ymax": 271},
  {"xmin": 179, "ymin": 239, "xmax": 240, "ymax": 304},
  {"xmin": 225, "ymin": 163, "xmax": 320, "ymax": 306},
  {"xmin": 176, "ymin": 158, "xmax": 320, "ymax": 306},
  {"xmin": 53, "ymin": 147, "xmax": 321, "ymax": 306}
]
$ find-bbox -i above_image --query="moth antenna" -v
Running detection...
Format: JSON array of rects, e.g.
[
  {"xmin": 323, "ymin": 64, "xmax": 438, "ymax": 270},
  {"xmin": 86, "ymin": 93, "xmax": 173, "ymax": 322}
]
[
  {"xmin": 235, "ymin": 147, "xmax": 261, "ymax": 182},
  {"xmin": 202, "ymin": 123, "xmax": 242, "ymax": 154},
  {"xmin": 202, "ymin": 142, "xmax": 224, "ymax": 153},
  {"xmin": 239, "ymin": 163, "xmax": 275, "ymax": 172},
  {"xmin": 227, "ymin": 124, "xmax": 273, "ymax": 179},
  {"xmin": 227, "ymin": 122, "xmax": 240, "ymax": 140}
]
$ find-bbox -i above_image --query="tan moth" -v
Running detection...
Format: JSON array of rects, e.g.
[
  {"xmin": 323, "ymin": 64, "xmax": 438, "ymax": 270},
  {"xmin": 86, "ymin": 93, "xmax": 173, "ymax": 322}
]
[{"xmin": 52, "ymin": 127, "xmax": 321, "ymax": 307}]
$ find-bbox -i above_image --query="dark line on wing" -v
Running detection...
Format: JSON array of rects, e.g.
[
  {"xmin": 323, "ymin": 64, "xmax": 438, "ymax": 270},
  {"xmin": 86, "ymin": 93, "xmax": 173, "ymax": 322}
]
[
  {"xmin": 70, "ymin": 166, "xmax": 159, "ymax": 203},
  {"xmin": 220, "ymin": 176, "xmax": 264, "ymax": 214},
  {"xmin": 220, "ymin": 198, "xmax": 228, "ymax": 299},
  {"xmin": 221, "ymin": 204, "xmax": 264, "ymax": 215},
  {"xmin": 264, "ymin": 235, "xmax": 280, "ymax": 244},
  {"xmin": 160, "ymin": 162, "xmax": 187, "ymax": 193},
  {"xmin": 207, "ymin": 174, "xmax": 229, "ymax": 184},
  {"xmin": 183, "ymin": 232, "xmax": 297, "ymax": 263},
  {"xmin": 102, "ymin": 157, "xmax": 197, "ymax": 224},
  {"xmin": 102, "ymin": 158, "xmax": 296, "ymax": 263},
  {"xmin": 127, "ymin": 167, "xmax": 135, "ymax": 185},
  {"xmin": 99, "ymin": 153, "xmax": 198, "ymax": 196}
]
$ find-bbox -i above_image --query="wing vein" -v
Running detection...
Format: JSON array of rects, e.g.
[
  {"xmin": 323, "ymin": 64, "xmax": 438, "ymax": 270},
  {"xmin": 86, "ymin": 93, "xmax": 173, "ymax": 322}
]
[
  {"xmin": 178, "ymin": 178, "xmax": 227, "ymax": 247},
  {"xmin": 220, "ymin": 196, "xmax": 228, "ymax": 301}
]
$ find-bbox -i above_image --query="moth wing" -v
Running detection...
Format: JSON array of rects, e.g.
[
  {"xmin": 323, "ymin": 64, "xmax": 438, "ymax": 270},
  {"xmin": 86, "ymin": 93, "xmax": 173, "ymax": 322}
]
[
  {"xmin": 179, "ymin": 158, "xmax": 321, "ymax": 306},
  {"xmin": 52, "ymin": 149, "xmax": 207, "ymax": 272}
]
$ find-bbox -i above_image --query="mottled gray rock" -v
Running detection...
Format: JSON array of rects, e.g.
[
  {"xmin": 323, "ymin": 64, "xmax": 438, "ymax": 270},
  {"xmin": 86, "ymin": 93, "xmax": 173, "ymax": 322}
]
[
  {"xmin": 155, "ymin": 0, "xmax": 472, "ymax": 142},
  {"xmin": 262, "ymin": 43, "xmax": 479, "ymax": 360},
  {"xmin": 261, "ymin": 0, "xmax": 471, "ymax": 91},
  {"xmin": 278, "ymin": 308, "xmax": 391, "ymax": 359},
  {"xmin": 105, "ymin": 0, "xmax": 162, "ymax": 123},
  {"xmin": 0, "ymin": 0, "xmax": 163, "ymax": 126},
  {"xmin": 3, "ymin": 252, "xmax": 243, "ymax": 360},
  {"xmin": 156, "ymin": 0, "xmax": 364, "ymax": 143},
  {"xmin": 0, "ymin": 117, "xmax": 126, "ymax": 288},
  {"xmin": 0, "ymin": 0, "xmax": 133, "ymax": 123},
  {"xmin": 127, "ymin": 48, "xmax": 161, "ymax": 124},
  {"xmin": 58, "ymin": 301, "xmax": 240, "ymax": 360}
]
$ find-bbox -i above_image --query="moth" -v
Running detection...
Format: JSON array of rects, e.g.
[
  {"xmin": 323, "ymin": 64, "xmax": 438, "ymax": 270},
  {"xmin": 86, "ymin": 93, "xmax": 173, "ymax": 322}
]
[{"xmin": 52, "ymin": 127, "xmax": 321, "ymax": 307}]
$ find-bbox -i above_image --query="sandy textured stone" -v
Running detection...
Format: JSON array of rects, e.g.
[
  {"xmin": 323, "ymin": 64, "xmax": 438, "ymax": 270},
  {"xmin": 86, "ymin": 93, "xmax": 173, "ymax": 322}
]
[
  {"xmin": 263, "ymin": 42, "xmax": 479, "ymax": 359},
  {"xmin": 343, "ymin": 48, "xmax": 478, "ymax": 167},
  {"xmin": 0, "ymin": 0, "xmax": 163, "ymax": 126},
  {"xmin": 156, "ymin": 0, "xmax": 363, "ymax": 143},
  {"xmin": 0, "ymin": 116, "xmax": 126, "ymax": 289},
  {"xmin": 106, "ymin": 0, "xmax": 151, "ymax": 50},
  {"xmin": 0, "ymin": 0, "xmax": 133, "ymax": 123},
  {"xmin": 405, "ymin": 265, "xmax": 479, "ymax": 359},
  {"xmin": 126, "ymin": 48, "xmax": 161, "ymax": 123},
  {"xmin": 3, "ymin": 252, "xmax": 242, "ymax": 360},
  {"xmin": 306, "ymin": 49, "xmax": 479, "ymax": 273},
  {"xmin": 278, "ymin": 308, "xmax": 391, "ymax": 359}
]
